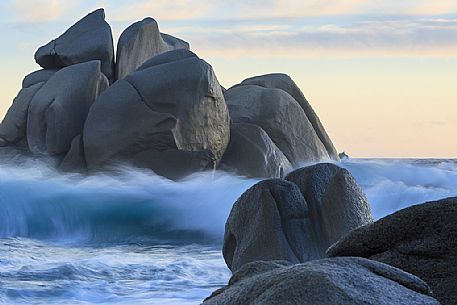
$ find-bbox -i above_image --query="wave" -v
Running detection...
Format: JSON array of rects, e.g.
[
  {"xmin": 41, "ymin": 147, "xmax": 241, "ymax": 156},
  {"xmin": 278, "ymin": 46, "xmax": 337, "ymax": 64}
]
[
  {"xmin": 0, "ymin": 158, "xmax": 455, "ymax": 243},
  {"xmin": 340, "ymin": 158, "xmax": 457, "ymax": 219},
  {"xmin": 0, "ymin": 160, "xmax": 258, "ymax": 244}
]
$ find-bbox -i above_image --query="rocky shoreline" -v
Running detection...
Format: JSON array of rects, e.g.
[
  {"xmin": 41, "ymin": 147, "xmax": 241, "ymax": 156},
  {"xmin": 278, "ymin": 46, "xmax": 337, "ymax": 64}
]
[{"xmin": 0, "ymin": 9, "xmax": 454, "ymax": 305}]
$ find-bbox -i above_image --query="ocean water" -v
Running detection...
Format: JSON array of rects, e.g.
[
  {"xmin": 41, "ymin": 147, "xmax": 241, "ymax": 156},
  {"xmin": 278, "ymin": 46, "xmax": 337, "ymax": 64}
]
[{"xmin": 0, "ymin": 158, "xmax": 456, "ymax": 304}]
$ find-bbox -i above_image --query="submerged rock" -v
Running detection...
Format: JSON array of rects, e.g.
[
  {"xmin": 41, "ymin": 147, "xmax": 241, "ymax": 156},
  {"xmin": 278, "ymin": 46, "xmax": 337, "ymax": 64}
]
[
  {"xmin": 328, "ymin": 197, "xmax": 457, "ymax": 305},
  {"xmin": 220, "ymin": 123, "xmax": 291, "ymax": 178},
  {"xmin": 225, "ymin": 84, "xmax": 329, "ymax": 166},
  {"xmin": 83, "ymin": 50, "xmax": 229, "ymax": 178},
  {"xmin": 285, "ymin": 163, "xmax": 373, "ymax": 256},
  {"xmin": 115, "ymin": 17, "xmax": 189, "ymax": 80},
  {"xmin": 34, "ymin": 9, "xmax": 115, "ymax": 82},
  {"xmin": 203, "ymin": 257, "xmax": 440, "ymax": 305},
  {"xmin": 223, "ymin": 179, "xmax": 315, "ymax": 272}
]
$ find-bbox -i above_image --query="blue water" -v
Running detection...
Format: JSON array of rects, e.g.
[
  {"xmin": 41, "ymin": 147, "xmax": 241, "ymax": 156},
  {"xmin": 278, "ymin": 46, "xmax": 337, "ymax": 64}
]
[{"xmin": 0, "ymin": 158, "xmax": 456, "ymax": 304}]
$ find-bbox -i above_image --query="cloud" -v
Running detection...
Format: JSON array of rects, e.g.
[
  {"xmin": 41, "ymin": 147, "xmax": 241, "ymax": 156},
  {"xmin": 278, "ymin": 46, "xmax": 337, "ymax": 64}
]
[
  {"xmin": 9, "ymin": 0, "xmax": 77, "ymax": 23},
  {"xmin": 171, "ymin": 17, "xmax": 457, "ymax": 58}
]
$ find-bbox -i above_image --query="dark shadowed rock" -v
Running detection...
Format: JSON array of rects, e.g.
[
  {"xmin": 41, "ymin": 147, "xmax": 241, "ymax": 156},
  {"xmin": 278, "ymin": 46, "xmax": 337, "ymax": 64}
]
[
  {"xmin": 225, "ymin": 85, "xmax": 328, "ymax": 165},
  {"xmin": 34, "ymin": 9, "xmax": 114, "ymax": 81},
  {"xmin": 223, "ymin": 179, "xmax": 317, "ymax": 272},
  {"xmin": 84, "ymin": 50, "xmax": 228, "ymax": 178},
  {"xmin": 27, "ymin": 61, "xmax": 108, "ymax": 155},
  {"xmin": 240, "ymin": 73, "xmax": 339, "ymax": 160},
  {"xmin": 22, "ymin": 69, "xmax": 58, "ymax": 88},
  {"xmin": 59, "ymin": 135, "xmax": 87, "ymax": 172},
  {"xmin": 115, "ymin": 18, "xmax": 189, "ymax": 80},
  {"xmin": 285, "ymin": 163, "xmax": 373, "ymax": 256},
  {"xmin": 220, "ymin": 123, "xmax": 292, "ymax": 178},
  {"xmin": 0, "ymin": 82, "xmax": 44, "ymax": 146},
  {"xmin": 328, "ymin": 197, "xmax": 457, "ymax": 305},
  {"xmin": 203, "ymin": 257, "xmax": 440, "ymax": 305}
]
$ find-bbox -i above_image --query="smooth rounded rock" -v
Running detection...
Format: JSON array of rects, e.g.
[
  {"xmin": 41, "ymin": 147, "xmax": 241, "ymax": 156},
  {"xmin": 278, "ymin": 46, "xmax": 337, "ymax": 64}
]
[
  {"xmin": 203, "ymin": 257, "xmax": 440, "ymax": 305},
  {"xmin": 328, "ymin": 197, "xmax": 457, "ymax": 305},
  {"xmin": 240, "ymin": 73, "xmax": 339, "ymax": 160},
  {"xmin": 27, "ymin": 61, "xmax": 108, "ymax": 155},
  {"xmin": 225, "ymin": 85, "xmax": 329, "ymax": 166},
  {"xmin": 115, "ymin": 17, "xmax": 189, "ymax": 80},
  {"xmin": 220, "ymin": 123, "xmax": 292, "ymax": 178},
  {"xmin": 34, "ymin": 9, "xmax": 114, "ymax": 82}
]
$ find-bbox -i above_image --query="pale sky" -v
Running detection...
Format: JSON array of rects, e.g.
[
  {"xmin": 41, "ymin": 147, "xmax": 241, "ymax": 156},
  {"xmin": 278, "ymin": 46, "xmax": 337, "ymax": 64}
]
[{"xmin": 1, "ymin": 0, "xmax": 456, "ymax": 158}]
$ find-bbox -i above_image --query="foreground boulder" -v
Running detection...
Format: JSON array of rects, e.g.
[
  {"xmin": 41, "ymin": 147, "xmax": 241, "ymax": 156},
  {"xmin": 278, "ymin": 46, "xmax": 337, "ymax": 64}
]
[
  {"xmin": 240, "ymin": 73, "xmax": 339, "ymax": 160},
  {"xmin": 220, "ymin": 123, "xmax": 291, "ymax": 178},
  {"xmin": 83, "ymin": 49, "xmax": 229, "ymax": 178},
  {"xmin": 223, "ymin": 179, "xmax": 315, "ymax": 272},
  {"xmin": 328, "ymin": 197, "xmax": 457, "ymax": 305},
  {"xmin": 286, "ymin": 163, "xmax": 373, "ymax": 256},
  {"xmin": 203, "ymin": 257, "xmax": 440, "ymax": 305},
  {"xmin": 27, "ymin": 61, "xmax": 108, "ymax": 155},
  {"xmin": 34, "ymin": 9, "xmax": 114, "ymax": 82},
  {"xmin": 225, "ymin": 84, "xmax": 328, "ymax": 166},
  {"xmin": 115, "ymin": 17, "xmax": 189, "ymax": 80},
  {"xmin": 223, "ymin": 164, "xmax": 373, "ymax": 272}
]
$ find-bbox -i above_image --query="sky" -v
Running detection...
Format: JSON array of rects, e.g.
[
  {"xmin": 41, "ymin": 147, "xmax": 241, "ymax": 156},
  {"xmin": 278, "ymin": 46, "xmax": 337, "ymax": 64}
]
[{"xmin": 0, "ymin": 0, "xmax": 456, "ymax": 158}]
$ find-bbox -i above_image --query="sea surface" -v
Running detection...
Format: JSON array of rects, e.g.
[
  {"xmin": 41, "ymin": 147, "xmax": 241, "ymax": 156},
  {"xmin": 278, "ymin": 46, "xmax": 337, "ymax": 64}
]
[{"xmin": 0, "ymin": 158, "xmax": 456, "ymax": 304}]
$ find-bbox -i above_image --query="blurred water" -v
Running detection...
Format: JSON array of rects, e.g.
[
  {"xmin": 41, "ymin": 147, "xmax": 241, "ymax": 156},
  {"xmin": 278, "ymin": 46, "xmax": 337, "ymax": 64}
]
[{"xmin": 0, "ymin": 158, "xmax": 455, "ymax": 304}]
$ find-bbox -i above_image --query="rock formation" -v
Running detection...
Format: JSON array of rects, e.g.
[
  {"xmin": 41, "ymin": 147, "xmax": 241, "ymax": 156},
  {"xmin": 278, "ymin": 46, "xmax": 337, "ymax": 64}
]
[
  {"xmin": 220, "ymin": 123, "xmax": 292, "ymax": 178},
  {"xmin": 223, "ymin": 163, "xmax": 373, "ymax": 272},
  {"xmin": 203, "ymin": 257, "xmax": 440, "ymax": 305},
  {"xmin": 83, "ymin": 50, "xmax": 230, "ymax": 179},
  {"xmin": 328, "ymin": 197, "xmax": 457, "ymax": 305},
  {"xmin": 225, "ymin": 84, "xmax": 329, "ymax": 166},
  {"xmin": 285, "ymin": 163, "xmax": 373, "ymax": 256},
  {"xmin": 34, "ymin": 9, "xmax": 115, "ymax": 82},
  {"xmin": 115, "ymin": 17, "xmax": 189, "ymax": 80},
  {"xmin": 0, "ymin": 9, "xmax": 338, "ymax": 179}
]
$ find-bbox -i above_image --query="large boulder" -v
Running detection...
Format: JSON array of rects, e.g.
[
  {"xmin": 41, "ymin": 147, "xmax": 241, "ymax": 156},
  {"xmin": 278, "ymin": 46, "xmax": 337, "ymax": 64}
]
[
  {"xmin": 34, "ymin": 9, "xmax": 114, "ymax": 82},
  {"xmin": 219, "ymin": 123, "xmax": 292, "ymax": 178},
  {"xmin": 285, "ymin": 163, "xmax": 373, "ymax": 256},
  {"xmin": 224, "ymin": 84, "xmax": 329, "ymax": 166},
  {"xmin": 223, "ymin": 179, "xmax": 317, "ymax": 272},
  {"xmin": 115, "ymin": 17, "xmax": 189, "ymax": 80},
  {"xmin": 328, "ymin": 197, "xmax": 457, "ymax": 305},
  {"xmin": 83, "ymin": 50, "xmax": 230, "ymax": 179},
  {"xmin": 203, "ymin": 257, "xmax": 440, "ymax": 305},
  {"xmin": 0, "ymin": 82, "xmax": 44, "ymax": 146},
  {"xmin": 27, "ymin": 61, "xmax": 108, "ymax": 155},
  {"xmin": 240, "ymin": 73, "xmax": 339, "ymax": 160},
  {"xmin": 223, "ymin": 164, "xmax": 373, "ymax": 272},
  {"xmin": 22, "ymin": 69, "xmax": 58, "ymax": 89}
]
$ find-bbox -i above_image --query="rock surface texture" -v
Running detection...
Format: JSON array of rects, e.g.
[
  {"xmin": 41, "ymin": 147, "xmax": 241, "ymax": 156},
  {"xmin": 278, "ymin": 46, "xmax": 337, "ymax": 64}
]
[
  {"xmin": 83, "ymin": 50, "xmax": 230, "ymax": 179},
  {"xmin": 223, "ymin": 163, "xmax": 373, "ymax": 272},
  {"xmin": 1, "ymin": 9, "xmax": 339, "ymax": 180},
  {"xmin": 34, "ymin": 9, "xmax": 115, "ymax": 82},
  {"xmin": 220, "ymin": 123, "xmax": 291, "ymax": 178},
  {"xmin": 328, "ymin": 197, "xmax": 457, "ymax": 305},
  {"xmin": 223, "ymin": 179, "xmax": 315, "ymax": 272},
  {"xmin": 225, "ymin": 84, "xmax": 329, "ymax": 166},
  {"xmin": 240, "ymin": 73, "xmax": 339, "ymax": 160},
  {"xmin": 115, "ymin": 17, "xmax": 189, "ymax": 80},
  {"xmin": 285, "ymin": 163, "xmax": 373, "ymax": 256},
  {"xmin": 203, "ymin": 257, "xmax": 440, "ymax": 305},
  {"xmin": 27, "ymin": 61, "xmax": 108, "ymax": 155}
]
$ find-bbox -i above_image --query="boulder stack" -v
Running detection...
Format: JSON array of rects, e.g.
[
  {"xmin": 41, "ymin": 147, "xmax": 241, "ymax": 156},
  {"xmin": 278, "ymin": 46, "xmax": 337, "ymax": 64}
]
[{"xmin": 0, "ymin": 9, "xmax": 338, "ymax": 179}]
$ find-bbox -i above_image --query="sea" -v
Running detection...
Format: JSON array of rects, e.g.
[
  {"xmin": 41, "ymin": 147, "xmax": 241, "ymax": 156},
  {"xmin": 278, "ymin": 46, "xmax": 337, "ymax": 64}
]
[{"xmin": 0, "ymin": 158, "xmax": 456, "ymax": 304}]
